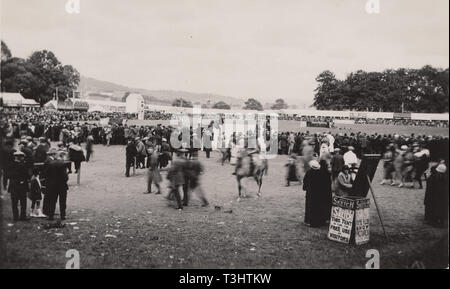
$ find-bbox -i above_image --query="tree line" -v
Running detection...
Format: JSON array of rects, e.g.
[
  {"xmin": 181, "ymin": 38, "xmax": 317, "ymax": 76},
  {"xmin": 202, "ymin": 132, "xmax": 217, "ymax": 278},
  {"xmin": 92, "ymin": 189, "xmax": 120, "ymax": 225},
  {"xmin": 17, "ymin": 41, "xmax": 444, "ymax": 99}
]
[
  {"xmin": 1, "ymin": 41, "xmax": 80, "ymax": 106},
  {"xmin": 313, "ymin": 67, "xmax": 449, "ymax": 113}
]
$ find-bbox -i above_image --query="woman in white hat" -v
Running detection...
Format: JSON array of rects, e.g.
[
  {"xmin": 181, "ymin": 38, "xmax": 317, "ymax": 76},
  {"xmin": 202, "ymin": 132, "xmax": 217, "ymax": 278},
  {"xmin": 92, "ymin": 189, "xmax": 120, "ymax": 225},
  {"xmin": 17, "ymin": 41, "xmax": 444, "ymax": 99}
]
[{"xmin": 302, "ymin": 159, "xmax": 332, "ymax": 227}]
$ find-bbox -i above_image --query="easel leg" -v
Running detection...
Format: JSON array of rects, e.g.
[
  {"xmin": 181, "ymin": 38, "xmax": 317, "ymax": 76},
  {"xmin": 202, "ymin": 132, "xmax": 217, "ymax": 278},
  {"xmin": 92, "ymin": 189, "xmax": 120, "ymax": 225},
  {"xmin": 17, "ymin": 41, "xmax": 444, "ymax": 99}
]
[{"xmin": 367, "ymin": 175, "xmax": 388, "ymax": 240}]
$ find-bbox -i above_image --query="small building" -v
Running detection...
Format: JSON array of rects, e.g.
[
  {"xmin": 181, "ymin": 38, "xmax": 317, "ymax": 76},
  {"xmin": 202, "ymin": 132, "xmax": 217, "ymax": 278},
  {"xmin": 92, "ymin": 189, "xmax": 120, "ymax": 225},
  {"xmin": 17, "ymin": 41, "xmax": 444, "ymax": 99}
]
[
  {"xmin": 0, "ymin": 92, "xmax": 40, "ymax": 110},
  {"xmin": 125, "ymin": 93, "xmax": 145, "ymax": 114}
]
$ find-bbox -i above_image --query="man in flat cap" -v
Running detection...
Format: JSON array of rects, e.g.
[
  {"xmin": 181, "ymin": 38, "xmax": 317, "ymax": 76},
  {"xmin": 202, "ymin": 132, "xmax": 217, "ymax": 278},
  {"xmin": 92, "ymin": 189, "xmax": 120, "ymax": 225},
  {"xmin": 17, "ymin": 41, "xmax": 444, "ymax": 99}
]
[{"xmin": 8, "ymin": 151, "xmax": 30, "ymax": 221}]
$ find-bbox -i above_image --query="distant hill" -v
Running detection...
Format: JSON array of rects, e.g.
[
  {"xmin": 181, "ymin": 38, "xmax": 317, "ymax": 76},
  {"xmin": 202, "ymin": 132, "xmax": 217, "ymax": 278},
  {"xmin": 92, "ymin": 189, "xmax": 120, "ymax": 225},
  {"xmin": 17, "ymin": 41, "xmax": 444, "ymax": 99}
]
[{"xmin": 79, "ymin": 76, "xmax": 244, "ymax": 107}]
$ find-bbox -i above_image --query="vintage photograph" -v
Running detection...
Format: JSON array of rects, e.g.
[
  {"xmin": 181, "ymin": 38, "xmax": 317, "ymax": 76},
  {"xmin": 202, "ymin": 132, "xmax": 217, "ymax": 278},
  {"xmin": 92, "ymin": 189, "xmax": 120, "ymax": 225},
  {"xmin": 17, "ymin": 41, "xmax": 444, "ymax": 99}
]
[{"xmin": 0, "ymin": 0, "xmax": 448, "ymax": 271}]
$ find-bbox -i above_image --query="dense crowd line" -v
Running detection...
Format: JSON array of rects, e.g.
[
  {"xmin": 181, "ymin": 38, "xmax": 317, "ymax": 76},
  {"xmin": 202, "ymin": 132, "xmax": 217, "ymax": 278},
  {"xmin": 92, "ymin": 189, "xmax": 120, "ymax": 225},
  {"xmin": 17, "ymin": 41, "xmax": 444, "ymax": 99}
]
[{"xmin": 0, "ymin": 108, "xmax": 448, "ymax": 227}]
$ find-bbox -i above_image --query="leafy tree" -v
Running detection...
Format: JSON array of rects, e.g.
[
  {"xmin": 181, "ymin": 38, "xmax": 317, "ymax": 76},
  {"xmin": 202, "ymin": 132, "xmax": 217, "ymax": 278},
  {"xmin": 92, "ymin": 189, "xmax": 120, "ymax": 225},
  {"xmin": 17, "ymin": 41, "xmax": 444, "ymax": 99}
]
[
  {"xmin": 243, "ymin": 98, "xmax": 263, "ymax": 111},
  {"xmin": 212, "ymin": 101, "xmax": 231, "ymax": 110},
  {"xmin": 271, "ymin": 98, "xmax": 288, "ymax": 110},
  {"xmin": 172, "ymin": 98, "xmax": 193, "ymax": 108},
  {"xmin": 1, "ymin": 41, "xmax": 12, "ymax": 61},
  {"xmin": 312, "ymin": 67, "xmax": 449, "ymax": 112},
  {"xmin": 1, "ymin": 47, "xmax": 80, "ymax": 106}
]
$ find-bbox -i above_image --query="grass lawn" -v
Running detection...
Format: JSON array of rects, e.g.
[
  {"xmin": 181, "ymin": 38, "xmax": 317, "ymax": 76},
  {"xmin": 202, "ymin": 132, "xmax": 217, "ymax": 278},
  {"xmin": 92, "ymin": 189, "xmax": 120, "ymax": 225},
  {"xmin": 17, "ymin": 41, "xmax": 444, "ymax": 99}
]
[{"xmin": 1, "ymin": 134, "xmax": 448, "ymax": 269}]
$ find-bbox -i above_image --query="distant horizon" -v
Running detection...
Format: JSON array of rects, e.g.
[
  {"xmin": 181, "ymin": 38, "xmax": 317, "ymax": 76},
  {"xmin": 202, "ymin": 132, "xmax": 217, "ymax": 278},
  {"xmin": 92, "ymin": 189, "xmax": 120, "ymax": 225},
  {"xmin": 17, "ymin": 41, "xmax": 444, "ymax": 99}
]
[{"xmin": 1, "ymin": 0, "xmax": 449, "ymax": 106}]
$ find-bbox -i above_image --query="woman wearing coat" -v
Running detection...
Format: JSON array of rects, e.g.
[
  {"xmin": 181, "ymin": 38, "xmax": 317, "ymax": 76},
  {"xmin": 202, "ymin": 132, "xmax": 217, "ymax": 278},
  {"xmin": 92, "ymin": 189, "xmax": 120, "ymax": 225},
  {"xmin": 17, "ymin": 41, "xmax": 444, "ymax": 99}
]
[{"xmin": 303, "ymin": 159, "xmax": 332, "ymax": 227}]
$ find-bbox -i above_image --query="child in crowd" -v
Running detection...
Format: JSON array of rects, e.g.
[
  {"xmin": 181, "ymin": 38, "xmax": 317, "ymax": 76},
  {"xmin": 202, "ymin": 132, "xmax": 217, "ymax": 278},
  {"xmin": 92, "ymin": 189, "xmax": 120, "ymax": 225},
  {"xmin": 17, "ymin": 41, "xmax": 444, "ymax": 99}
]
[{"xmin": 29, "ymin": 168, "xmax": 45, "ymax": 217}]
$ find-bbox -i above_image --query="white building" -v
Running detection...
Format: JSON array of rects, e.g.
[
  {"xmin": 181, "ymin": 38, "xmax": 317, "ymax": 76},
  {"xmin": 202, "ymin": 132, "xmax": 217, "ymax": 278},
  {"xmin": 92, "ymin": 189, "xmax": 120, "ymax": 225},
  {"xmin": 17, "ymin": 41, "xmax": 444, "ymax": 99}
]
[{"xmin": 125, "ymin": 93, "xmax": 145, "ymax": 114}]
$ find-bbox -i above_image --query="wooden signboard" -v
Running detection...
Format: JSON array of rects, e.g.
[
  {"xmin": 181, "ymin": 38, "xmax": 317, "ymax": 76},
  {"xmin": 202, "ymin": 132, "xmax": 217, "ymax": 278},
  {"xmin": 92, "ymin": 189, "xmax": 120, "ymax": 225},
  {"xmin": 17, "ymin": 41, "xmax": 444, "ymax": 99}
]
[
  {"xmin": 328, "ymin": 196, "xmax": 371, "ymax": 245},
  {"xmin": 350, "ymin": 154, "xmax": 381, "ymax": 198},
  {"xmin": 354, "ymin": 198, "xmax": 370, "ymax": 245},
  {"xmin": 328, "ymin": 196, "xmax": 355, "ymax": 244}
]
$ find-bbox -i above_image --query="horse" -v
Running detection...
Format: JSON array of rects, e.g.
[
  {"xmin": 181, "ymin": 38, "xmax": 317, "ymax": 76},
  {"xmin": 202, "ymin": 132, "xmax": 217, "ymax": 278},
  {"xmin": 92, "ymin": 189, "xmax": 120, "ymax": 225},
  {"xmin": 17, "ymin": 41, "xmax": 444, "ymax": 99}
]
[{"xmin": 235, "ymin": 151, "xmax": 268, "ymax": 200}]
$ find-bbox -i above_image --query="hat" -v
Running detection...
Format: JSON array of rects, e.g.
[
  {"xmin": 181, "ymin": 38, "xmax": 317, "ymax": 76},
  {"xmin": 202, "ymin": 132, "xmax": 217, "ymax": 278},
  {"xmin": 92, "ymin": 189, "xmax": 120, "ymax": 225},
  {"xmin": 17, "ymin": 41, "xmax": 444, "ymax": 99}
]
[
  {"xmin": 162, "ymin": 138, "xmax": 167, "ymax": 142},
  {"xmin": 401, "ymin": 145, "xmax": 408, "ymax": 150},
  {"xmin": 348, "ymin": 146, "xmax": 354, "ymax": 151},
  {"xmin": 334, "ymin": 148, "xmax": 341, "ymax": 152},
  {"xmin": 178, "ymin": 148, "xmax": 188, "ymax": 153},
  {"xmin": 309, "ymin": 160, "xmax": 320, "ymax": 170},
  {"xmin": 436, "ymin": 164, "xmax": 447, "ymax": 173},
  {"xmin": 13, "ymin": 151, "xmax": 25, "ymax": 156}
]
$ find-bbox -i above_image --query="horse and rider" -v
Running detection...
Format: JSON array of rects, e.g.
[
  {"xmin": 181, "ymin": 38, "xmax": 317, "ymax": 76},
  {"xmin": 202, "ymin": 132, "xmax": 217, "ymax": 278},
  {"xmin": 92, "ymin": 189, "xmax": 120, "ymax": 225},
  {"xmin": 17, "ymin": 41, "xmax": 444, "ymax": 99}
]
[{"xmin": 232, "ymin": 145, "xmax": 268, "ymax": 200}]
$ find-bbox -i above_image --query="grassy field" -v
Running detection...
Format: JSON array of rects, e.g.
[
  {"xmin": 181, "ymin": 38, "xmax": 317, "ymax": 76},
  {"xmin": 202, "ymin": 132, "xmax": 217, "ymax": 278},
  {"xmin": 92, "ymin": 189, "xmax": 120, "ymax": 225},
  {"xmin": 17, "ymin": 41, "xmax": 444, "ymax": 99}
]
[{"xmin": 1, "ymin": 133, "xmax": 448, "ymax": 269}]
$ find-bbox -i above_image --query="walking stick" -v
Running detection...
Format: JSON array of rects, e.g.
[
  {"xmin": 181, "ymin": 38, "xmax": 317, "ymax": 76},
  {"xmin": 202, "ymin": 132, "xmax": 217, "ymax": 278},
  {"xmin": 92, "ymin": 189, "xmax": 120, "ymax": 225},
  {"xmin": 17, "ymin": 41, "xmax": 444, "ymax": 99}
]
[
  {"xmin": 366, "ymin": 175, "xmax": 388, "ymax": 241},
  {"xmin": 133, "ymin": 157, "xmax": 136, "ymax": 175}
]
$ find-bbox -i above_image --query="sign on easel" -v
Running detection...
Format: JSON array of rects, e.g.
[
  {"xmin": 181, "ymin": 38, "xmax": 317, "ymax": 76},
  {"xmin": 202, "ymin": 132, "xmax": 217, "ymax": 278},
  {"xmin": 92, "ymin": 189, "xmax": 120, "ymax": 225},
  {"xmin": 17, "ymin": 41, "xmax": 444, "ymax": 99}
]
[
  {"xmin": 328, "ymin": 154, "xmax": 385, "ymax": 245},
  {"xmin": 328, "ymin": 196, "xmax": 355, "ymax": 244},
  {"xmin": 328, "ymin": 196, "xmax": 371, "ymax": 245},
  {"xmin": 354, "ymin": 198, "xmax": 370, "ymax": 245}
]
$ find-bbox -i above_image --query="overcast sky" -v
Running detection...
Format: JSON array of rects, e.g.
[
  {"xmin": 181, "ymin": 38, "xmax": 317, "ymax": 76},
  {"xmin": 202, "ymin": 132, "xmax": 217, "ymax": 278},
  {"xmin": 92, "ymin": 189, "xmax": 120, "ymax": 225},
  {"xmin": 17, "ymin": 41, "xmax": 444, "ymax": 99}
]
[{"xmin": 1, "ymin": 0, "xmax": 449, "ymax": 106}]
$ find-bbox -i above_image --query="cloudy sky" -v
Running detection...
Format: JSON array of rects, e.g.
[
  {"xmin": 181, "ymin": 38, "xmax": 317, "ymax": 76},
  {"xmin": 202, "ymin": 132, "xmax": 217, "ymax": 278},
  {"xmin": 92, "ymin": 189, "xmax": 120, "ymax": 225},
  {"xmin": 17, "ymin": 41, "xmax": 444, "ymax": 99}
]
[{"xmin": 1, "ymin": 0, "xmax": 448, "ymax": 106}]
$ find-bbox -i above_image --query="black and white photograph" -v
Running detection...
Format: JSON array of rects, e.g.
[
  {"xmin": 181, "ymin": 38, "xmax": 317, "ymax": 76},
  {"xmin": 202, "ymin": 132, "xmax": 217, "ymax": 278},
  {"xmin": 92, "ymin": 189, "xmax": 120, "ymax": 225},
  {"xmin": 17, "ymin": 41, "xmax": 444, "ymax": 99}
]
[{"xmin": 0, "ymin": 0, "xmax": 448, "ymax": 274}]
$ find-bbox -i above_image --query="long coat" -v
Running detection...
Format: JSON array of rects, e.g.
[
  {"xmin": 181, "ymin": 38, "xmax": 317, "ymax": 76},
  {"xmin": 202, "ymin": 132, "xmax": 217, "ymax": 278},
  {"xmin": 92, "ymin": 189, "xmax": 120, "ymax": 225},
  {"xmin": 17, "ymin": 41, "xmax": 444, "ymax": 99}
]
[
  {"xmin": 42, "ymin": 160, "xmax": 69, "ymax": 216},
  {"xmin": 424, "ymin": 170, "xmax": 448, "ymax": 226},
  {"xmin": 302, "ymin": 166, "xmax": 332, "ymax": 227}
]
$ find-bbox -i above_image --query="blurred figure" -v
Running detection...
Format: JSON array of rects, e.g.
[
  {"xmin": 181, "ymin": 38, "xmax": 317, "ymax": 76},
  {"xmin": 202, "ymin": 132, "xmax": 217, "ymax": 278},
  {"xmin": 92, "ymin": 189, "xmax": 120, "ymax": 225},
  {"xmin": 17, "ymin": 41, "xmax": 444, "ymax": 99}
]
[
  {"xmin": 403, "ymin": 146, "xmax": 415, "ymax": 187},
  {"xmin": 135, "ymin": 137, "xmax": 147, "ymax": 169},
  {"xmin": 85, "ymin": 134, "xmax": 94, "ymax": 162},
  {"xmin": 285, "ymin": 154, "xmax": 300, "ymax": 186},
  {"xmin": 343, "ymin": 146, "xmax": 358, "ymax": 167},
  {"xmin": 393, "ymin": 146, "xmax": 406, "ymax": 187},
  {"xmin": 183, "ymin": 151, "xmax": 208, "ymax": 207},
  {"xmin": 144, "ymin": 147, "xmax": 162, "ymax": 195},
  {"xmin": 380, "ymin": 144, "xmax": 396, "ymax": 185},
  {"xmin": 413, "ymin": 143, "xmax": 430, "ymax": 189},
  {"xmin": 166, "ymin": 149, "xmax": 187, "ymax": 210},
  {"xmin": 68, "ymin": 143, "xmax": 86, "ymax": 174}
]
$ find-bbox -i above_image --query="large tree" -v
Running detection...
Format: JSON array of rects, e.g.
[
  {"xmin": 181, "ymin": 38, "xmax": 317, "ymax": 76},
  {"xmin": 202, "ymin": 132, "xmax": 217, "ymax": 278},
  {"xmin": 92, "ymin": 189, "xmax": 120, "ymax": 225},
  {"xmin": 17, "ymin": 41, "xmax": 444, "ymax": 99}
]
[
  {"xmin": 243, "ymin": 98, "xmax": 263, "ymax": 111},
  {"xmin": 312, "ymin": 67, "xmax": 449, "ymax": 113},
  {"xmin": 1, "ymin": 46, "xmax": 80, "ymax": 106}
]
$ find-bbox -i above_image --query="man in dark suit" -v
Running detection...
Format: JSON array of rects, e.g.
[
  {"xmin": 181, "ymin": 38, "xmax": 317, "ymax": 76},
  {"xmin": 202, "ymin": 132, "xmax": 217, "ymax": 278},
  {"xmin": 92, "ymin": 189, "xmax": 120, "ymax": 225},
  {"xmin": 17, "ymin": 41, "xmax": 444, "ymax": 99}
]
[
  {"xmin": 42, "ymin": 151, "xmax": 69, "ymax": 221},
  {"xmin": 8, "ymin": 151, "xmax": 30, "ymax": 221},
  {"xmin": 125, "ymin": 138, "xmax": 137, "ymax": 177}
]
